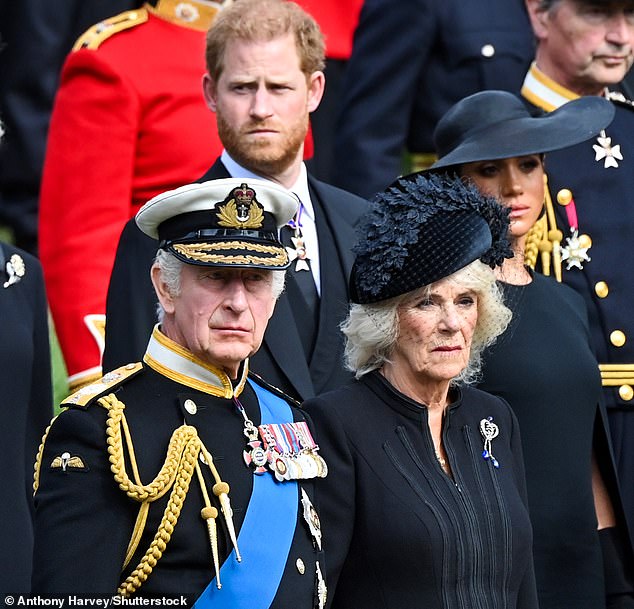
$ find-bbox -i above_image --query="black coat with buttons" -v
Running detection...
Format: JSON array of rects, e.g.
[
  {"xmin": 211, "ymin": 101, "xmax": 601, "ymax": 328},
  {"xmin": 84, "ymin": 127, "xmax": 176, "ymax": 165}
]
[
  {"xmin": 0, "ymin": 243, "xmax": 52, "ymax": 594},
  {"xmin": 31, "ymin": 365, "xmax": 323, "ymax": 606},
  {"xmin": 330, "ymin": 0, "xmax": 535, "ymax": 198}
]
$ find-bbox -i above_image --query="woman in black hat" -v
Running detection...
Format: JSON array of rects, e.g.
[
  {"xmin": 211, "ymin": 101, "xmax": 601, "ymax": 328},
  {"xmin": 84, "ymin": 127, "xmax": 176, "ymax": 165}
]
[
  {"xmin": 304, "ymin": 173, "xmax": 541, "ymax": 607},
  {"xmin": 430, "ymin": 90, "xmax": 634, "ymax": 608}
]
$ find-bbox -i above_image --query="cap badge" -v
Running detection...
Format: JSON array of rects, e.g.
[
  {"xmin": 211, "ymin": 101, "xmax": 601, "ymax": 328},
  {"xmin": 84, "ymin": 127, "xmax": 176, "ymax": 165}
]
[
  {"xmin": 174, "ymin": 2, "xmax": 200, "ymax": 23},
  {"xmin": 216, "ymin": 183, "xmax": 264, "ymax": 229}
]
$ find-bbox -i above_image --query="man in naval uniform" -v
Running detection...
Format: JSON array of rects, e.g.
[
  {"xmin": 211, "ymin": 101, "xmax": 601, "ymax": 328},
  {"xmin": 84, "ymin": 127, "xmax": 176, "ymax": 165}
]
[
  {"xmin": 102, "ymin": 0, "xmax": 369, "ymax": 403},
  {"xmin": 32, "ymin": 178, "xmax": 328, "ymax": 607},
  {"xmin": 523, "ymin": 0, "xmax": 634, "ymax": 600}
]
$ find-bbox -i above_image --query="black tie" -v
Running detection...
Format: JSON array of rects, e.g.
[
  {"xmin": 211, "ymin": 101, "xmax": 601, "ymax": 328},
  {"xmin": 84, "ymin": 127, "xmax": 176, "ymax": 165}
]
[{"xmin": 280, "ymin": 224, "xmax": 320, "ymax": 357}]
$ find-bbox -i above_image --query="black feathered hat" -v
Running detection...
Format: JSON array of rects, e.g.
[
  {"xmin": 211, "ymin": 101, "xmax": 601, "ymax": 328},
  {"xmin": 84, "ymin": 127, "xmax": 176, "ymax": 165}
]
[{"xmin": 350, "ymin": 173, "xmax": 513, "ymax": 304}]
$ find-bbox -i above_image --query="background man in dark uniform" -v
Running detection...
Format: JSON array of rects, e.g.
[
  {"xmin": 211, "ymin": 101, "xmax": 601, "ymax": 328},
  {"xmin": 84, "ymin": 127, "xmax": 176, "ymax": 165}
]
[
  {"xmin": 103, "ymin": 0, "xmax": 369, "ymax": 403},
  {"xmin": 32, "ymin": 178, "xmax": 328, "ymax": 606},
  {"xmin": 522, "ymin": 0, "xmax": 634, "ymax": 598},
  {"xmin": 330, "ymin": 0, "xmax": 535, "ymax": 198}
]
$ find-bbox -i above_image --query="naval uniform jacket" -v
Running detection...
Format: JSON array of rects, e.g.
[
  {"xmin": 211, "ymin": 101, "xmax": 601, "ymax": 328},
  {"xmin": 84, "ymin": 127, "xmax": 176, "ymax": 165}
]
[
  {"xmin": 521, "ymin": 64, "xmax": 634, "ymax": 541},
  {"xmin": 304, "ymin": 372, "xmax": 539, "ymax": 609},
  {"xmin": 330, "ymin": 0, "xmax": 534, "ymax": 198},
  {"xmin": 39, "ymin": 1, "xmax": 224, "ymax": 390},
  {"xmin": 103, "ymin": 158, "xmax": 369, "ymax": 402},
  {"xmin": 32, "ymin": 327, "xmax": 324, "ymax": 605}
]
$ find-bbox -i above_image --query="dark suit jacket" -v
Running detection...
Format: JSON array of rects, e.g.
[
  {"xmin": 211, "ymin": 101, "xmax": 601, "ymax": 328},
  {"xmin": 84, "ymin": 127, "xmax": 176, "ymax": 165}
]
[{"xmin": 103, "ymin": 158, "xmax": 369, "ymax": 401}]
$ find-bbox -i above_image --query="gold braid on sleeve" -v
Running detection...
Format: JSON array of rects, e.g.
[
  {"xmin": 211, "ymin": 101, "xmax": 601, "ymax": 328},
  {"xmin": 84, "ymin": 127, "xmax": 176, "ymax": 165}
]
[{"xmin": 98, "ymin": 393, "xmax": 237, "ymax": 597}]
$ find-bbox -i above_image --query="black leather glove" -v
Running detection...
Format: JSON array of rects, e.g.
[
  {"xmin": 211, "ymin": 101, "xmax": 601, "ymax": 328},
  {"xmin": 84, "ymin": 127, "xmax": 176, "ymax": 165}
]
[{"xmin": 599, "ymin": 527, "xmax": 634, "ymax": 609}]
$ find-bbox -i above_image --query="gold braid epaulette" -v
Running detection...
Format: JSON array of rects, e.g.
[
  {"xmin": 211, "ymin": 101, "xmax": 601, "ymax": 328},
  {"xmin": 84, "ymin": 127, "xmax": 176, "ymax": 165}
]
[
  {"xmin": 99, "ymin": 393, "xmax": 201, "ymax": 597},
  {"xmin": 72, "ymin": 8, "xmax": 149, "ymax": 51},
  {"xmin": 33, "ymin": 391, "xmax": 237, "ymax": 596}
]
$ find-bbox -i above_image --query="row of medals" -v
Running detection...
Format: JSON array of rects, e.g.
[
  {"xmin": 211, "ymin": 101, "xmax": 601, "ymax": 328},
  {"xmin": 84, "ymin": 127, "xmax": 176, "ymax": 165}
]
[{"xmin": 244, "ymin": 422, "xmax": 328, "ymax": 482}]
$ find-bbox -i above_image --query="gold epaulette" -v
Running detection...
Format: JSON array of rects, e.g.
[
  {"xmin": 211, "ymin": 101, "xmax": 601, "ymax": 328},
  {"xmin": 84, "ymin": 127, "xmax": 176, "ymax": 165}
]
[
  {"xmin": 72, "ymin": 8, "xmax": 149, "ymax": 51},
  {"xmin": 61, "ymin": 363, "xmax": 143, "ymax": 408}
]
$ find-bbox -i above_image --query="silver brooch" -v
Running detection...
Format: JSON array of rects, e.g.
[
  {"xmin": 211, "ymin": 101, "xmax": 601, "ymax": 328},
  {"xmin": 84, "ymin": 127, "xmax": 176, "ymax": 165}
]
[
  {"xmin": 480, "ymin": 417, "xmax": 500, "ymax": 468},
  {"xmin": 4, "ymin": 253, "xmax": 25, "ymax": 288},
  {"xmin": 593, "ymin": 130, "xmax": 623, "ymax": 169}
]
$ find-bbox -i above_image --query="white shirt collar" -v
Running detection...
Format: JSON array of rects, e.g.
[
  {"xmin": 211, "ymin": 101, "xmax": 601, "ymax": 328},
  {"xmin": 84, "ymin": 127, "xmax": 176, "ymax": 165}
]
[
  {"xmin": 220, "ymin": 150, "xmax": 313, "ymax": 217},
  {"xmin": 143, "ymin": 325, "xmax": 249, "ymax": 398}
]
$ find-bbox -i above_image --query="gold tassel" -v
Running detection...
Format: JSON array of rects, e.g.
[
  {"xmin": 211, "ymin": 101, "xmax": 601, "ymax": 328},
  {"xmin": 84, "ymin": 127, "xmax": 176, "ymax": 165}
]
[
  {"xmin": 201, "ymin": 506, "xmax": 221, "ymax": 588},
  {"xmin": 213, "ymin": 481, "xmax": 241, "ymax": 562}
]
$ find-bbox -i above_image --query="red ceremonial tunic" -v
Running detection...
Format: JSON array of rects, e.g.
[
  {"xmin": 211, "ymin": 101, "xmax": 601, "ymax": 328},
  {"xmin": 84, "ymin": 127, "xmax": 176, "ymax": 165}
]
[{"xmin": 39, "ymin": 1, "xmax": 223, "ymax": 389}]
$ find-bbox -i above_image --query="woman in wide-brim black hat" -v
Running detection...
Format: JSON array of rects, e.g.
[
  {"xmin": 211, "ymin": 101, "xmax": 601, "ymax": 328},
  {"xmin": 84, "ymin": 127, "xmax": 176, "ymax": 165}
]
[
  {"xmin": 429, "ymin": 89, "xmax": 614, "ymax": 284},
  {"xmin": 427, "ymin": 90, "xmax": 634, "ymax": 608}
]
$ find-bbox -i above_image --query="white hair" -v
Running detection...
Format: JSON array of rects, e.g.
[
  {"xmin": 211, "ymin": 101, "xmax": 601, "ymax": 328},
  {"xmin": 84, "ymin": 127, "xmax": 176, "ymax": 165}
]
[
  {"xmin": 152, "ymin": 249, "xmax": 286, "ymax": 321},
  {"xmin": 342, "ymin": 260, "xmax": 511, "ymax": 385}
]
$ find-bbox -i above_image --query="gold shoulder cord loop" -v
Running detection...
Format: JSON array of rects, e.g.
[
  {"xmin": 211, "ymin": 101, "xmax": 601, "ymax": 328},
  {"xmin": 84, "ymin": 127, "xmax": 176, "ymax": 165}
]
[
  {"xmin": 97, "ymin": 393, "xmax": 239, "ymax": 597},
  {"xmin": 524, "ymin": 214, "xmax": 547, "ymax": 271},
  {"xmin": 524, "ymin": 174, "xmax": 563, "ymax": 282}
]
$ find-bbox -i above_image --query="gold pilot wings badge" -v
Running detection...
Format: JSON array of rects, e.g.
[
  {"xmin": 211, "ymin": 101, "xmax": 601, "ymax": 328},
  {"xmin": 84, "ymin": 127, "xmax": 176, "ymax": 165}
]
[{"xmin": 50, "ymin": 452, "xmax": 88, "ymax": 472}]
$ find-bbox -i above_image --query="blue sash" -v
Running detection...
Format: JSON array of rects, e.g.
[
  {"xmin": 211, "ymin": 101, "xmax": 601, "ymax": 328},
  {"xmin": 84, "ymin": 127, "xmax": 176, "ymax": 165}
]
[{"xmin": 194, "ymin": 380, "xmax": 298, "ymax": 609}]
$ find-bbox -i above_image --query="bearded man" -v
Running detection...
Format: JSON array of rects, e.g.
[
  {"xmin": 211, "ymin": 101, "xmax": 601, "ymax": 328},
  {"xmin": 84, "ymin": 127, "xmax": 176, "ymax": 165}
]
[{"xmin": 103, "ymin": 0, "xmax": 368, "ymax": 403}]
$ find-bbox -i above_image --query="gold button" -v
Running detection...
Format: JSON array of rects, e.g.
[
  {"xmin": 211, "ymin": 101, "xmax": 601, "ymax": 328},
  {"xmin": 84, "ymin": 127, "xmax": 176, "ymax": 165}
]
[
  {"xmin": 557, "ymin": 189, "xmax": 573, "ymax": 205},
  {"xmin": 481, "ymin": 44, "xmax": 495, "ymax": 57},
  {"xmin": 610, "ymin": 330, "xmax": 626, "ymax": 347},
  {"xmin": 296, "ymin": 558, "xmax": 305, "ymax": 574},
  {"xmin": 619, "ymin": 385, "xmax": 634, "ymax": 401},
  {"xmin": 125, "ymin": 363, "xmax": 136, "ymax": 370},
  {"xmin": 595, "ymin": 281, "xmax": 609, "ymax": 298},
  {"xmin": 184, "ymin": 399, "xmax": 197, "ymax": 415},
  {"xmin": 578, "ymin": 234, "xmax": 592, "ymax": 249}
]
